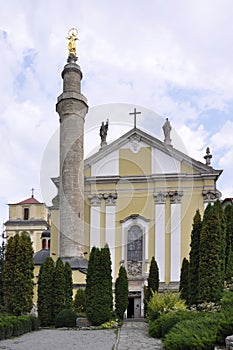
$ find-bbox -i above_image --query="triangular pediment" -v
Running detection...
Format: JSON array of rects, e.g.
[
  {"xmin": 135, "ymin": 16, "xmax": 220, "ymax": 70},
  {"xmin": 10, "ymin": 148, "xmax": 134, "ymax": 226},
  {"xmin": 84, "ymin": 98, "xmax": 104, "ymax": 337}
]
[{"xmin": 84, "ymin": 127, "xmax": 222, "ymax": 178}]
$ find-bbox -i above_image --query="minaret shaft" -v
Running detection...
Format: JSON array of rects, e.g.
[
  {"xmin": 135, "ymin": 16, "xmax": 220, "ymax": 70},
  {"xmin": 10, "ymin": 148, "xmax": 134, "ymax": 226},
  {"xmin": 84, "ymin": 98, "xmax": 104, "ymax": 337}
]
[{"xmin": 56, "ymin": 62, "xmax": 88, "ymax": 258}]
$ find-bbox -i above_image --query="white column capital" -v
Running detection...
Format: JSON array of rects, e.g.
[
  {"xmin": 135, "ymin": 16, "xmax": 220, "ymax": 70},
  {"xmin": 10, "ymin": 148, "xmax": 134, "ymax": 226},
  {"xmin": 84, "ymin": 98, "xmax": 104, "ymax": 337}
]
[
  {"xmin": 153, "ymin": 191, "xmax": 167, "ymax": 204},
  {"xmin": 88, "ymin": 194, "xmax": 102, "ymax": 207},
  {"xmin": 103, "ymin": 193, "xmax": 118, "ymax": 206},
  {"xmin": 169, "ymin": 190, "xmax": 183, "ymax": 204},
  {"xmin": 202, "ymin": 189, "xmax": 221, "ymax": 202}
]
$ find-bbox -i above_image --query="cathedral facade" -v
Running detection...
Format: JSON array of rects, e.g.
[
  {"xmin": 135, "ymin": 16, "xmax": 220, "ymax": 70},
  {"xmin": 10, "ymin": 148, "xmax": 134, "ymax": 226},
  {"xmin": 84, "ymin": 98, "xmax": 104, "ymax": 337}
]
[
  {"xmin": 49, "ymin": 32, "xmax": 222, "ymax": 318},
  {"xmin": 5, "ymin": 31, "xmax": 222, "ymax": 318}
]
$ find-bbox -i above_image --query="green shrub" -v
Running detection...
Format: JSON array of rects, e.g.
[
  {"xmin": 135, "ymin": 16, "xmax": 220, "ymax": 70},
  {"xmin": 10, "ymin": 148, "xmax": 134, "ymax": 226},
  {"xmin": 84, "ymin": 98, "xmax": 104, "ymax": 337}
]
[
  {"xmin": 149, "ymin": 310, "xmax": 198, "ymax": 338},
  {"xmin": 30, "ymin": 316, "xmax": 40, "ymax": 331},
  {"xmin": 3, "ymin": 317, "xmax": 13, "ymax": 338},
  {"xmin": 163, "ymin": 316, "xmax": 218, "ymax": 350},
  {"xmin": 18, "ymin": 315, "xmax": 32, "ymax": 333},
  {"xmin": 0, "ymin": 321, "xmax": 5, "ymax": 340},
  {"xmin": 74, "ymin": 289, "xmax": 86, "ymax": 313},
  {"xmin": 55, "ymin": 309, "xmax": 77, "ymax": 328},
  {"xmin": 100, "ymin": 320, "xmax": 118, "ymax": 329},
  {"xmin": 11, "ymin": 316, "xmax": 24, "ymax": 336},
  {"xmin": 147, "ymin": 291, "xmax": 186, "ymax": 321}
]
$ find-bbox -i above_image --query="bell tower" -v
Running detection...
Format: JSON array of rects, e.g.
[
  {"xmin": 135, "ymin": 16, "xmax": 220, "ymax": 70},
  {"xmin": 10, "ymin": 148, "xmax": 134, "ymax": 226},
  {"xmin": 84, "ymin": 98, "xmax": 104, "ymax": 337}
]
[{"xmin": 56, "ymin": 29, "xmax": 88, "ymax": 259}]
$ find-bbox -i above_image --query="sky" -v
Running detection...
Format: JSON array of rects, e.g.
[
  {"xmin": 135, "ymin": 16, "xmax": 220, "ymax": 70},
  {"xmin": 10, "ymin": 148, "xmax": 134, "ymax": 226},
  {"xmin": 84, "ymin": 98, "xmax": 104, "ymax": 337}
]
[{"xmin": 1, "ymin": 0, "xmax": 233, "ymax": 227}]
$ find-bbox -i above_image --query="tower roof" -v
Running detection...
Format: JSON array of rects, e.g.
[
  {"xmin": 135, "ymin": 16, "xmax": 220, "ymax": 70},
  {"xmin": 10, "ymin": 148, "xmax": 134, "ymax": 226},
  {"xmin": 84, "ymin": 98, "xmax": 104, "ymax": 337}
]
[{"xmin": 14, "ymin": 196, "xmax": 42, "ymax": 205}]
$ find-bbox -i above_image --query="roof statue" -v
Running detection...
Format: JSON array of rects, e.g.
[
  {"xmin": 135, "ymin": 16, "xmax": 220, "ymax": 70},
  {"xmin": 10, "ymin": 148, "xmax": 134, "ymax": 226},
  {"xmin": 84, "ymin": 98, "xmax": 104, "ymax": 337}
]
[
  {"xmin": 162, "ymin": 117, "xmax": 172, "ymax": 146},
  {"xmin": 67, "ymin": 28, "xmax": 78, "ymax": 62},
  {"xmin": 204, "ymin": 147, "xmax": 212, "ymax": 166},
  {"xmin": 100, "ymin": 119, "xmax": 109, "ymax": 149}
]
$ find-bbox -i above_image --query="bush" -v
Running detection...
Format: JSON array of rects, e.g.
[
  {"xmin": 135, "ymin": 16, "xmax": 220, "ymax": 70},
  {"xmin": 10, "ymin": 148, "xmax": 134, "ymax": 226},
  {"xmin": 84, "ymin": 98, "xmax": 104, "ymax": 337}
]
[
  {"xmin": 18, "ymin": 315, "xmax": 32, "ymax": 333},
  {"xmin": 0, "ymin": 321, "xmax": 5, "ymax": 340},
  {"xmin": 30, "ymin": 316, "xmax": 40, "ymax": 331},
  {"xmin": 74, "ymin": 289, "xmax": 86, "ymax": 313},
  {"xmin": 55, "ymin": 309, "xmax": 77, "ymax": 328},
  {"xmin": 163, "ymin": 316, "xmax": 218, "ymax": 350},
  {"xmin": 100, "ymin": 320, "xmax": 118, "ymax": 329},
  {"xmin": 149, "ymin": 310, "xmax": 196, "ymax": 338},
  {"xmin": 147, "ymin": 290, "xmax": 186, "ymax": 321},
  {"xmin": 0, "ymin": 314, "xmax": 39, "ymax": 340}
]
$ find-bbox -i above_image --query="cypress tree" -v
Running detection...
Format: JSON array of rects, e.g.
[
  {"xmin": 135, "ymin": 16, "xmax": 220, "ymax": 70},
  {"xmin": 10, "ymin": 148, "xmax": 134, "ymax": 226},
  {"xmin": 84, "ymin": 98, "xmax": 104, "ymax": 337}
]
[
  {"xmin": 86, "ymin": 246, "xmax": 113, "ymax": 325},
  {"xmin": 100, "ymin": 244, "xmax": 113, "ymax": 317},
  {"xmin": 188, "ymin": 210, "xmax": 202, "ymax": 306},
  {"xmin": 144, "ymin": 256, "xmax": 159, "ymax": 313},
  {"xmin": 37, "ymin": 257, "xmax": 55, "ymax": 326},
  {"xmin": 214, "ymin": 200, "xmax": 226, "ymax": 283},
  {"xmin": 64, "ymin": 262, "xmax": 73, "ymax": 309},
  {"xmin": 225, "ymin": 241, "xmax": 233, "ymax": 287},
  {"xmin": 224, "ymin": 205, "xmax": 233, "ymax": 280},
  {"xmin": 3, "ymin": 234, "xmax": 34, "ymax": 315},
  {"xmin": 115, "ymin": 265, "xmax": 128, "ymax": 320},
  {"xmin": 74, "ymin": 289, "xmax": 86, "ymax": 313},
  {"xmin": 53, "ymin": 258, "xmax": 66, "ymax": 316},
  {"xmin": 179, "ymin": 257, "xmax": 189, "ymax": 303},
  {"xmin": 86, "ymin": 247, "xmax": 100, "ymax": 324},
  {"xmin": 0, "ymin": 241, "xmax": 5, "ymax": 307},
  {"xmin": 199, "ymin": 204, "xmax": 223, "ymax": 303}
]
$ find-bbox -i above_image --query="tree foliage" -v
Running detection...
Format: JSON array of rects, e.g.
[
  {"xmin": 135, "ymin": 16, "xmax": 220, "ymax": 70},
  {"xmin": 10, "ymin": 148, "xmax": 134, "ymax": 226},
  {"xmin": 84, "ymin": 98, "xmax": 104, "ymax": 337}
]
[
  {"xmin": 86, "ymin": 246, "xmax": 113, "ymax": 325},
  {"xmin": 53, "ymin": 258, "xmax": 66, "ymax": 316},
  {"xmin": 37, "ymin": 257, "xmax": 55, "ymax": 326},
  {"xmin": 64, "ymin": 262, "xmax": 73, "ymax": 309},
  {"xmin": 3, "ymin": 234, "xmax": 34, "ymax": 315},
  {"xmin": 0, "ymin": 241, "xmax": 5, "ymax": 307},
  {"xmin": 188, "ymin": 210, "xmax": 202, "ymax": 305},
  {"xmin": 224, "ymin": 205, "xmax": 233, "ymax": 282},
  {"xmin": 115, "ymin": 265, "xmax": 128, "ymax": 320},
  {"xmin": 38, "ymin": 257, "xmax": 73, "ymax": 326},
  {"xmin": 74, "ymin": 289, "xmax": 86, "ymax": 313},
  {"xmin": 198, "ymin": 204, "xmax": 224, "ymax": 303},
  {"xmin": 144, "ymin": 256, "xmax": 159, "ymax": 313},
  {"xmin": 179, "ymin": 257, "xmax": 189, "ymax": 303}
]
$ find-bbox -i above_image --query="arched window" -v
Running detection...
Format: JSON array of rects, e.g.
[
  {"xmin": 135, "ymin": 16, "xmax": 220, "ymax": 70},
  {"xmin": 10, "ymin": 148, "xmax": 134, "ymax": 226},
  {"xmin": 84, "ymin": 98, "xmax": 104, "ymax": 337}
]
[{"xmin": 127, "ymin": 225, "xmax": 143, "ymax": 261}]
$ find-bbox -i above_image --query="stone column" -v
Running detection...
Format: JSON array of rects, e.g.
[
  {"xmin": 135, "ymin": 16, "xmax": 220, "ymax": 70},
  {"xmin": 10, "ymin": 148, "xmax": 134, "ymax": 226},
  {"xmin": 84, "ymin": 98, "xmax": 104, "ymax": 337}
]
[
  {"xmin": 169, "ymin": 191, "xmax": 183, "ymax": 282},
  {"xmin": 103, "ymin": 193, "xmax": 117, "ymax": 279},
  {"xmin": 88, "ymin": 194, "xmax": 102, "ymax": 249},
  {"xmin": 56, "ymin": 60, "xmax": 88, "ymax": 259},
  {"xmin": 153, "ymin": 192, "xmax": 167, "ymax": 282}
]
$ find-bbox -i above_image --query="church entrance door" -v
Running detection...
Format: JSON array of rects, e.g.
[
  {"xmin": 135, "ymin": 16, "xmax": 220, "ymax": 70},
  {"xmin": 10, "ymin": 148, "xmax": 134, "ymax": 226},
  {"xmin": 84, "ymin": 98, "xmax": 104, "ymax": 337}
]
[{"xmin": 127, "ymin": 294, "xmax": 141, "ymax": 318}]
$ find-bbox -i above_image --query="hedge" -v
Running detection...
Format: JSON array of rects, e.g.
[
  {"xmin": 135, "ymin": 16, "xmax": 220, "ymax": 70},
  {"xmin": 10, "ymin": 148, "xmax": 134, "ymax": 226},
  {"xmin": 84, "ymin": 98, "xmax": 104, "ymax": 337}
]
[
  {"xmin": 0, "ymin": 314, "xmax": 40, "ymax": 340},
  {"xmin": 163, "ymin": 316, "xmax": 218, "ymax": 350},
  {"xmin": 55, "ymin": 309, "xmax": 77, "ymax": 328}
]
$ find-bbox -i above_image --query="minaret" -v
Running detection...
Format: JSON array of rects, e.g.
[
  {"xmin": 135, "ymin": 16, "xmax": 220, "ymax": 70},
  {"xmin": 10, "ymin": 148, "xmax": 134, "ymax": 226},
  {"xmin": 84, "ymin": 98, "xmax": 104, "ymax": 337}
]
[{"xmin": 56, "ymin": 29, "xmax": 88, "ymax": 259}]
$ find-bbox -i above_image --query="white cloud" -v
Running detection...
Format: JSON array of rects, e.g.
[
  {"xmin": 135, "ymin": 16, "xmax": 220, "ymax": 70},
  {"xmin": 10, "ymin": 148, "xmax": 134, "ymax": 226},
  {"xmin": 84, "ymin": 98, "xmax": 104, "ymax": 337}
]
[{"xmin": 0, "ymin": 0, "xmax": 233, "ymax": 222}]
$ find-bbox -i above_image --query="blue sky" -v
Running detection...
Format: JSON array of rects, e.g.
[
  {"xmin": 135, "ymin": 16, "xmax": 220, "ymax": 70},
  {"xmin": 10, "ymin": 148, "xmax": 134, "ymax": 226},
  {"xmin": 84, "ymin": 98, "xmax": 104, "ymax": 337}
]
[{"xmin": 1, "ymin": 0, "xmax": 233, "ymax": 225}]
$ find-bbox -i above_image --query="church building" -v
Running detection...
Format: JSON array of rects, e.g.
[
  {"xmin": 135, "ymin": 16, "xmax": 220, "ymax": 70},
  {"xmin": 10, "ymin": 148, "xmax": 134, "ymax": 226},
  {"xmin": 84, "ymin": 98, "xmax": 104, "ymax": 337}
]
[
  {"xmin": 5, "ymin": 30, "xmax": 222, "ymax": 318},
  {"xmin": 48, "ymin": 30, "xmax": 222, "ymax": 318}
]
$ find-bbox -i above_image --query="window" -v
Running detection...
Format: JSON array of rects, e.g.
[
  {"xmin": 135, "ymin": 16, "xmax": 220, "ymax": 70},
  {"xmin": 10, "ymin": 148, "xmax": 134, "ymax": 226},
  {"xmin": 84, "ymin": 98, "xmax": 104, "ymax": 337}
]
[
  {"xmin": 24, "ymin": 208, "xmax": 29, "ymax": 220},
  {"xmin": 127, "ymin": 225, "xmax": 143, "ymax": 261},
  {"xmin": 42, "ymin": 239, "xmax": 47, "ymax": 249}
]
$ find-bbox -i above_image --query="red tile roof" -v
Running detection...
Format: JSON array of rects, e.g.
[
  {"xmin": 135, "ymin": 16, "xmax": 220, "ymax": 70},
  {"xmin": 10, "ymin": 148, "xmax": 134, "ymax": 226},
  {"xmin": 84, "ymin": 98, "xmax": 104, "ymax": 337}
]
[{"xmin": 16, "ymin": 196, "xmax": 42, "ymax": 205}]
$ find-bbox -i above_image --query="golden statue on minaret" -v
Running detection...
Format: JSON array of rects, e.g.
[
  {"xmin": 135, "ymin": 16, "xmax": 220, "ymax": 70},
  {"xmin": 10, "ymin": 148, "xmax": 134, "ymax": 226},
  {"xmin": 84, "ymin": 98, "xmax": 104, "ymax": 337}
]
[{"xmin": 67, "ymin": 28, "xmax": 79, "ymax": 60}]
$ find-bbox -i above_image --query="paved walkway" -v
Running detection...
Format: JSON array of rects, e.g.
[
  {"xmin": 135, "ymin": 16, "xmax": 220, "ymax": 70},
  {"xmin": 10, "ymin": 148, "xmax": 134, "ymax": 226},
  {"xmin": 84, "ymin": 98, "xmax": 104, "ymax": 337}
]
[
  {"xmin": 0, "ymin": 320, "xmax": 164, "ymax": 350},
  {"xmin": 0, "ymin": 328, "xmax": 116, "ymax": 350},
  {"xmin": 116, "ymin": 320, "xmax": 164, "ymax": 350}
]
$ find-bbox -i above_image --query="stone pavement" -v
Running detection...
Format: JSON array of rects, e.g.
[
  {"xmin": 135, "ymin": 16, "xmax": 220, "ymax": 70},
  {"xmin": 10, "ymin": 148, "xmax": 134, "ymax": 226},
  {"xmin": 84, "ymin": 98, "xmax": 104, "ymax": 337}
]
[
  {"xmin": 115, "ymin": 319, "xmax": 164, "ymax": 350},
  {"xmin": 0, "ymin": 328, "xmax": 116, "ymax": 350},
  {"xmin": 0, "ymin": 320, "xmax": 164, "ymax": 350}
]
